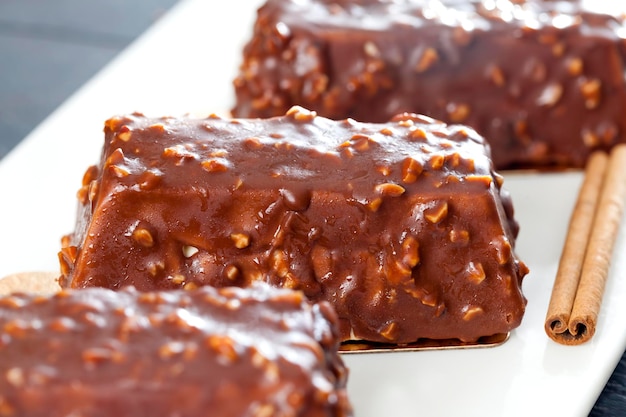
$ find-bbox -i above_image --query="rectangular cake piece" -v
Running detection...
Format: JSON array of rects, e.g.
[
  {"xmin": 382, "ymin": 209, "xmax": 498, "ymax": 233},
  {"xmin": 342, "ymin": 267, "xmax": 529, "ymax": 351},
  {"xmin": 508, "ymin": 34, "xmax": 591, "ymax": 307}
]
[
  {"xmin": 0, "ymin": 283, "xmax": 351, "ymax": 417},
  {"xmin": 60, "ymin": 107, "xmax": 528, "ymax": 344},
  {"xmin": 232, "ymin": 0, "xmax": 626, "ymax": 168}
]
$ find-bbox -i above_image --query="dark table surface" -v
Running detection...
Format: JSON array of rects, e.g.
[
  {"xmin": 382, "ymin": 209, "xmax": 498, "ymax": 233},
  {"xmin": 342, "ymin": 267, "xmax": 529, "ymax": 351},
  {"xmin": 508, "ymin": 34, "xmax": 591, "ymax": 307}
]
[{"xmin": 0, "ymin": 1, "xmax": 625, "ymax": 415}]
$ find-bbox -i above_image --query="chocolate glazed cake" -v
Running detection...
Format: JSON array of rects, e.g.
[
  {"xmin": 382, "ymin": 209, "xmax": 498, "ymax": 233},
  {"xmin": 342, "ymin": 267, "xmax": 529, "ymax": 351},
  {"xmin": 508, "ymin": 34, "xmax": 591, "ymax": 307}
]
[
  {"xmin": 232, "ymin": 0, "xmax": 626, "ymax": 169},
  {"xmin": 0, "ymin": 284, "xmax": 352, "ymax": 417},
  {"xmin": 59, "ymin": 107, "xmax": 528, "ymax": 344}
]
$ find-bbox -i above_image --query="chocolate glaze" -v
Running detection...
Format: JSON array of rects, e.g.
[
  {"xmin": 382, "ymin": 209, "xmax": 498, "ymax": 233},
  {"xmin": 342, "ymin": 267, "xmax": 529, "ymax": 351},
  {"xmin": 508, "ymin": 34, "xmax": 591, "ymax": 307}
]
[
  {"xmin": 60, "ymin": 108, "xmax": 527, "ymax": 343},
  {"xmin": 232, "ymin": 0, "xmax": 626, "ymax": 169},
  {"xmin": 0, "ymin": 284, "xmax": 351, "ymax": 417}
]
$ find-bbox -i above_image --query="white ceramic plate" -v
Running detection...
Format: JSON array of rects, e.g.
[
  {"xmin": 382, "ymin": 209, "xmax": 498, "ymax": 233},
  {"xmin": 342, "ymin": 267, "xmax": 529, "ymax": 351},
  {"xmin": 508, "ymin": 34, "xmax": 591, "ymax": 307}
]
[{"xmin": 0, "ymin": 1, "xmax": 625, "ymax": 416}]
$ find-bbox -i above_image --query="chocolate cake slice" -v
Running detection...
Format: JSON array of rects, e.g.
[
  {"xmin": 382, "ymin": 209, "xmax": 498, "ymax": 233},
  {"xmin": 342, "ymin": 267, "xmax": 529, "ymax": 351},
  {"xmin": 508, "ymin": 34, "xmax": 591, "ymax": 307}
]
[
  {"xmin": 0, "ymin": 284, "xmax": 352, "ymax": 416},
  {"xmin": 60, "ymin": 107, "xmax": 528, "ymax": 344},
  {"xmin": 232, "ymin": 0, "xmax": 626, "ymax": 168}
]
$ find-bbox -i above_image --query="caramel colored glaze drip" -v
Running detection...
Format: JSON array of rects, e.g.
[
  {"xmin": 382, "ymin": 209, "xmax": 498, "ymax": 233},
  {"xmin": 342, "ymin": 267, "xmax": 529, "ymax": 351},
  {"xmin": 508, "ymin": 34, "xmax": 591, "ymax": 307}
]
[
  {"xmin": 60, "ymin": 108, "xmax": 528, "ymax": 344},
  {"xmin": 0, "ymin": 284, "xmax": 352, "ymax": 416},
  {"xmin": 232, "ymin": 0, "xmax": 626, "ymax": 169}
]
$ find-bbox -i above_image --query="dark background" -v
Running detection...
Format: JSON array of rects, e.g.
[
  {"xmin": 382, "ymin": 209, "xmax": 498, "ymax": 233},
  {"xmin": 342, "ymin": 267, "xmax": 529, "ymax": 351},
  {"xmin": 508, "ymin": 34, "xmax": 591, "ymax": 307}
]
[
  {"xmin": 0, "ymin": 1, "xmax": 624, "ymax": 415},
  {"xmin": 0, "ymin": 0, "xmax": 179, "ymax": 159}
]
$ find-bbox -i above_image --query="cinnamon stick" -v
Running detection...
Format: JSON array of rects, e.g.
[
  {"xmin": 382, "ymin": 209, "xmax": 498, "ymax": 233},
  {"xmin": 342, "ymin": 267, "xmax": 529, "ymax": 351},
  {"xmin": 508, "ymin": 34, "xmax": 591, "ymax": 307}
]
[{"xmin": 545, "ymin": 144, "xmax": 626, "ymax": 345}]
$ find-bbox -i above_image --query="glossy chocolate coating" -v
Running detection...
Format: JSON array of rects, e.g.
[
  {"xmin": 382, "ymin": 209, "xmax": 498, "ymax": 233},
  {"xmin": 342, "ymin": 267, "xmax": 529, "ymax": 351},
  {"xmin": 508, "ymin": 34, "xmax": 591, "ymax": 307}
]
[
  {"xmin": 0, "ymin": 284, "xmax": 351, "ymax": 417},
  {"xmin": 60, "ymin": 108, "xmax": 527, "ymax": 343},
  {"xmin": 232, "ymin": 0, "xmax": 626, "ymax": 168}
]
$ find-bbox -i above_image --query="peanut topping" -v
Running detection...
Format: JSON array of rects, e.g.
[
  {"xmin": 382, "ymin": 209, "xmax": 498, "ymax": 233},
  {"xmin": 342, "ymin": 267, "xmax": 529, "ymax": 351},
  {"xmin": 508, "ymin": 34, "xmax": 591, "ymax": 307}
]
[
  {"xmin": 446, "ymin": 152, "xmax": 462, "ymax": 168},
  {"xmin": 231, "ymin": 233, "xmax": 251, "ymax": 249},
  {"xmin": 462, "ymin": 306, "xmax": 484, "ymax": 321},
  {"xmin": 83, "ymin": 347, "xmax": 124, "ymax": 367},
  {"xmin": 375, "ymin": 182, "xmax": 406, "ymax": 197},
  {"xmin": 243, "ymin": 137, "xmax": 263, "ymax": 149},
  {"xmin": 158, "ymin": 341, "xmax": 186, "ymax": 360},
  {"xmin": 524, "ymin": 58, "xmax": 546, "ymax": 82},
  {"xmin": 367, "ymin": 197, "xmax": 383, "ymax": 212},
  {"xmin": 466, "ymin": 175, "xmax": 493, "ymax": 188},
  {"xmin": 47, "ymin": 317, "xmax": 75, "ymax": 333},
  {"xmin": 581, "ymin": 129, "xmax": 599, "ymax": 147},
  {"xmin": 270, "ymin": 250, "xmax": 290, "ymax": 278},
  {"xmin": 493, "ymin": 236, "xmax": 512, "ymax": 265},
  {"xmin": 206, "ymin": 335, "xmax": 239, "ymax": 363},
  {"xmin": 446, "ymin": 103, "xmax": 470, "ymax": 122},
  {"xmin": 401, "ymin": 157, "xmax": 423, "ymax": 183},
  {"xmin": 379, "ymin": 322, "xmax": 399, "ymax": 340},
  {"xmin": 579, "ymin": 78, "xmax": 602, "ymax": 109},
  {"xmin": 415, "ymin": 47, "xmax": 439, "ymax": 73},
  {"xmin": 449, "ymin": 229, "xmax": 470, "ymax": 244},
  {"xmin": 147, "ymin": 261, "xmax": 165, "ymax": 277},
  {"xmin": 82, "ymin": 165, "xmax": 99, "ymax": 186},
  {"xmin": 286, "ymin": 105, "xmax": 317, "ymax": 122},
  {"xmin": 567, "ymin": 57, "xmax": 583, "ymax": 76},
  {"xmin": 424, "ymin": 201, "xmax": 449, "ymax": 224},
  {"xmin": 552, "ymin": 42, "xmax": 565, "ymax": 57},
  {"xmin": 5, "ymin": 368, "xmax": 24, "ymax": 388},
  {"xmin": 401, "ymin": 236, "xmax": 420, "ymax": 268},
  {"xmin": 377, "ymin": 165, "xmax": 391, "ymax": 176},
  {"xmin": 149, "ymin": 123, "xmax": 166, "ymax": 133},
  {"xmin": 396, "ymin": 118, "xmax": 414, "ymax": 128},
  {"xmin": 467, "ymin": 262, "xmax": 487, "ymax": 284},
  {"xmin": 0, "ymin": 397, "xmax": 15, "ymax": 416},
  {"xmin": 363, "ymin": 41, "xmax": 380, "ymax": 58},
  {"xmin": 349, "ymin": 134, "xmax": 373, "ymax": 151},
  {"xmin": 104, "ymin": 148, "xmax": 125, "ymax": 167},
  {"xmin": 182, "ymin": 245, "xmax": 199, "ymax": 258},
  {"xmin": 117, "ymin": 130, "xmax": 132, "ymax": 142},
  {"xmin": 138, "ymin": 171, "xmax": 161, "ymax": 191},
  {"xmin": 88, "ymin": 180, "xmax": 99, "ymax": 202},
  {"xmin": 404, "ymin": 286, "xmax": 438, "ymax": 307},
  {"xmin": 132, "ymin": 228, "xmax": 154, "ymax": 248},
  {"xmin": 429, "ymin": 154, "xmax": 445, "ymax": 170},
  {"xmin": 487, "ymin": 64, "xmax": 505, "ymax": 87},
  {"xmin": 170, "ymin": 274, "xmax": 185, "ymax": 285},
  {"xmin": 514, "ymin": 119, "xmax": 531, "ymax": 144},
  {"xmin": 201, "ymin": 159, "xmax": 229, "ymax": 173},
  {"xmin": 105, "ymin": 117, "xmax": 125, "ymax": 132},
  {"xmin": 0, "ymin": 297, "xmax": 23, "ymax": 310},
  {"xmin": 407, "ymin": 127, "xmax": 428, "ymax": 141},
  {"xmin": 311, "ymin": 245, "xmax": 332, "ymax": 279},
  {"xmin": 183, "ymin": 282, "xmax": 198, "ymax": 291},
  {"xmin": 537, "ymin": 83, "xmax": 563, "ymax": 107},
  {"xmin": 109, "ymin": 165, "xmax": 130, "ymax": 178},
  {"xmin": 379, "ymin": 127, "xmax": 394, "ymax": 136},
  {"xmin": 224, "ymin": 265, "xmax": 240, "ymax": 281},
  {"xmin": 253, "ymin": 404, "xmax": 276, "ymax": 417}
]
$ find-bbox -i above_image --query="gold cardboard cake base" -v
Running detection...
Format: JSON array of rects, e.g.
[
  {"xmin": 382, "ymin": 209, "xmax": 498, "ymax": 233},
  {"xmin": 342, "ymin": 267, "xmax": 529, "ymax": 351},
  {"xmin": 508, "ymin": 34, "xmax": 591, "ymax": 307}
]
[{"xmin": 340, "ymin": 332, "xmax": 510, "ymax": 353}]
